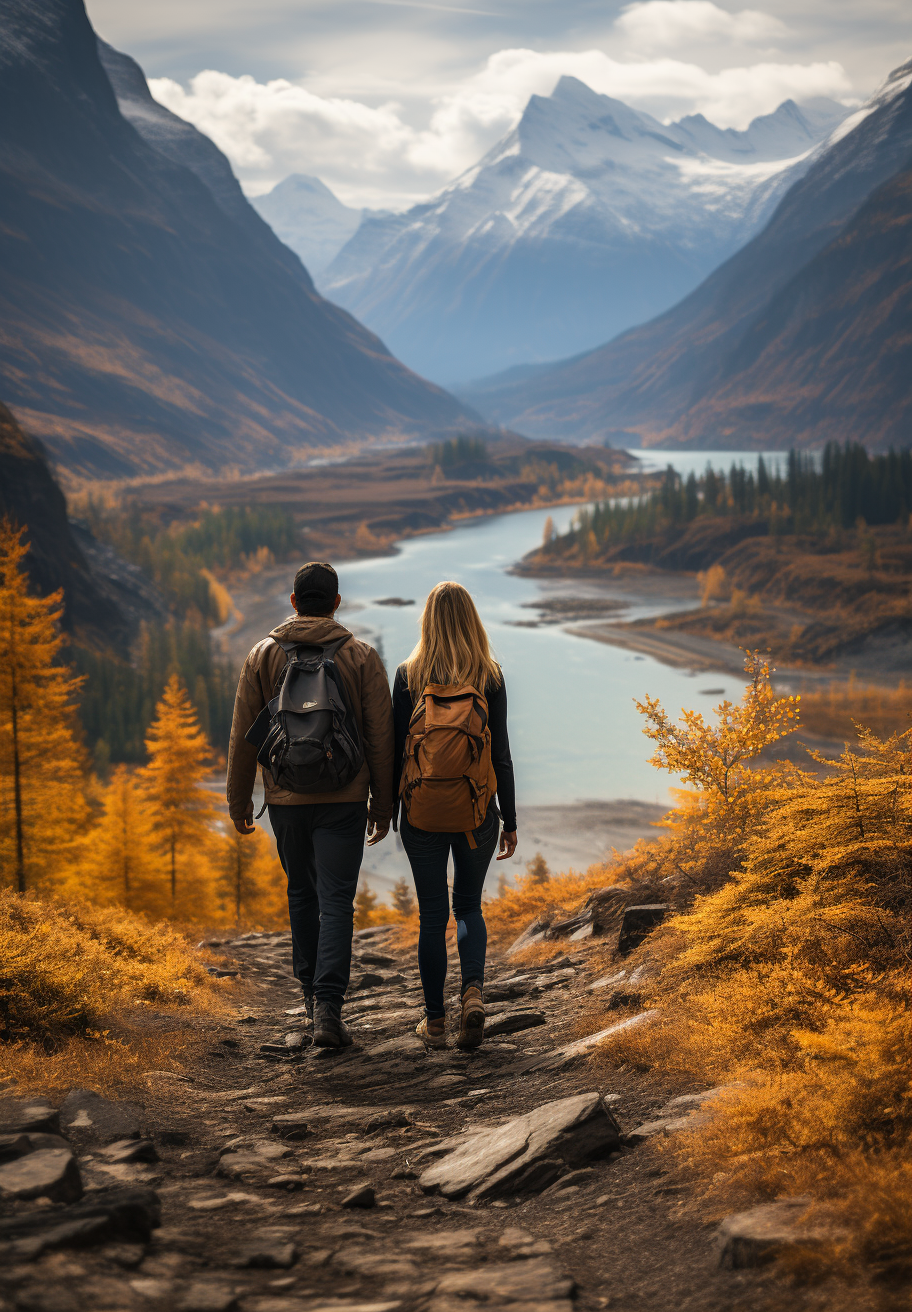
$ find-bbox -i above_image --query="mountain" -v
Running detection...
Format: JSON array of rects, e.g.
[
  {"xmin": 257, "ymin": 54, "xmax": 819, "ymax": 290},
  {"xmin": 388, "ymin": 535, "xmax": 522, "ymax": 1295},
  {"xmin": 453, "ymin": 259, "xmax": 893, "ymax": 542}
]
[
  {"xmin": 0, "ymin": 401, "xmax": 128, "ymax": 643},
  {"xmin": 320, "ymin": 77, "xmax": 848, "ymax": 385},
  {"xmin": 252, "ymin": 175, "xmax": 363, "ymax": 278},
  {"xmin": 462, "ymin": 59, "xmax": 912, "ymax": 451},
  {"xmin": 0, "ymin": 0, "xmax": 477, "ymax": 480}
]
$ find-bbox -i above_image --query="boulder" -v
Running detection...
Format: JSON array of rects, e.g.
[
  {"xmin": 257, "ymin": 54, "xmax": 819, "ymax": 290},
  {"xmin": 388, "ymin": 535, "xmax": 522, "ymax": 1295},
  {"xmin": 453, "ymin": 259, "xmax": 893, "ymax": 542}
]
[
  {"xmin": 271, "ymin": 1113, "xmax": 311, "ymax": 1140},
  {"xmin": 435, "ymin": 1257, "xmax": 575, "ymax": 1301},
  {"xmin": 716, "ymin": 1198, "xmax": 822, "ymax": 1268},
  {"xmin": 177, "ymin": 1285, "xmax": 239, "ymax": 1312},
  {"xmin": 0, "ymin": 1186, "xmax": 160, "ymax": 1258},
  {"xmin": 483, "ymin": 1010, "xmax": 546, "ymax": 1038},
  {"xmin": 100, "ymin": 1139, "xmax": 159, "ymax": 1164},
  {"xmin": 520, "ymin": 1011, "xmax": 658, "ymax": 1073},
  {"xmin": 617, "ymin": 905, "xmax": 669, "ymax": 954},
  {"xmin": 505, "ymin": 917, "xmax": 551, "ymax": 957},
  {"xmin": 0, "ymin": 1096, "xmax": 60, "ymax": 1136},
  {"xmin": 418, "ymin": 1092, "xmax": 620, "ymax": 1202},
  {"xmin": 0, "ymin": 1147, "xmax": 82, "ymax": 1203},
  {"xmin": 341, "ymin": 1185, "xmax": 376, "ymax": 1209},
  {"xmin": 59, "ymin": 1089, "xmax": 141, "ymax": 1144}
]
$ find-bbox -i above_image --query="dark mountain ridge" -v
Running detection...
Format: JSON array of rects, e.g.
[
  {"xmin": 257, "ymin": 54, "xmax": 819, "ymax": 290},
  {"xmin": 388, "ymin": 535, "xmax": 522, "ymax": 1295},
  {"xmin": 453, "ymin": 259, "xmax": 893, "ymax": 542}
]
[
  {"xmin": 462, "ymin": 59, "xmax": 912, "ymax": 450},
  {"xmin": 0, "ymin": 401, "xmax": 130, "ymax": 644},
  {"xmin": 0, "ymin": 0, "xmax": 476, "ymax": 479}
]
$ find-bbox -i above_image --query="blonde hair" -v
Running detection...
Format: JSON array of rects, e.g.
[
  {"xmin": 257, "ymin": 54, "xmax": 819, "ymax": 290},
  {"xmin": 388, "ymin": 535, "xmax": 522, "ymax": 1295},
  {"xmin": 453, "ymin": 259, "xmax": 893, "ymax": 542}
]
[{"xmin": 405, "ymin": 581, "xmax": 501, "ymax": 696}]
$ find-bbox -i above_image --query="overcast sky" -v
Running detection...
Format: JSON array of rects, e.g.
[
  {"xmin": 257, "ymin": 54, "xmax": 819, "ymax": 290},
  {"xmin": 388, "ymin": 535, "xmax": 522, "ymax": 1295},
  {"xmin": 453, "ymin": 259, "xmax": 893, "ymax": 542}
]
[{"xmin": 85, "ymin": 0, "xmax": 912, "ymax": 209}]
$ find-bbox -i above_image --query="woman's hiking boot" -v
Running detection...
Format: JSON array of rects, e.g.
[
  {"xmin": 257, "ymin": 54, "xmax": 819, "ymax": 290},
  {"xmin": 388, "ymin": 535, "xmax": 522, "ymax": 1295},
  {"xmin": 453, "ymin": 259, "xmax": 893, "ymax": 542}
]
[
  {"xmin": 416, "ymin": 1015, "xmax": 447, "ymax": 1048},
  {"xmin": 312, "ymin": 1002, "xmax": 352, "ymax": 1048},
  {"xmin": 456, "ymin": 983, "xmax": 485, "ymax": 1050}
]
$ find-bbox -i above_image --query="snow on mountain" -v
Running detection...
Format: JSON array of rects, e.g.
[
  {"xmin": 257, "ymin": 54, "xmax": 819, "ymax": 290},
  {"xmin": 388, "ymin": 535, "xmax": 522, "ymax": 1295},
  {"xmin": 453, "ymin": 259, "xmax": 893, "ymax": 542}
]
[
  {"xmin": 460, "ymin": 57, "xmax": 912, "ymax": 452},
  {"xmin": 320, "ymin": 77, "xmax": 848, "ymax": 385},
  {"xmin": 252, "ymin": 175, "xmax": 363, "ymax": 278}
]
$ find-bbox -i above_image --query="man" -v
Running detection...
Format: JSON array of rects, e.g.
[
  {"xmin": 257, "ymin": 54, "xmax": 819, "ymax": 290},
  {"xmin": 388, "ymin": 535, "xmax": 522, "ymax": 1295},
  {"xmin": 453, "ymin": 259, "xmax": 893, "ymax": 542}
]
[{"xmin": 227, "ymin": 561, "xmax": 394, "ymax": 1048}]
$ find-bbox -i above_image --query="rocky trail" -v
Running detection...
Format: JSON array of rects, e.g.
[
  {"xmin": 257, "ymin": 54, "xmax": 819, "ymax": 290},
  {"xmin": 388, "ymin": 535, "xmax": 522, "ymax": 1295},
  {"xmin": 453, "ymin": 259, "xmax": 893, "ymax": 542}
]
[{"xmin": 1, "ymin": 926, "xmax": 847, "ymax": 1312}]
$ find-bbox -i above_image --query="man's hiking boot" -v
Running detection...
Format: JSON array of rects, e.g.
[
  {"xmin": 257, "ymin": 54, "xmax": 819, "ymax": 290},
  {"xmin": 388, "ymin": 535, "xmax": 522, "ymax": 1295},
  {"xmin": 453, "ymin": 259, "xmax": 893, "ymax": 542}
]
[
  {"xmin": 301, "ymin": 993, "xmax": 314, "ymax": 1028},
  {"xmin": 456, "ymin": 983, "xmax": 485, "ymax": 1050},
  {"xmin": 312, "ymin": 1002, "xmax": 352, "ymax": 1049},
  {"xmin": 416, "ymin": 1015, "xmax": 447, "ymax": 1049}
]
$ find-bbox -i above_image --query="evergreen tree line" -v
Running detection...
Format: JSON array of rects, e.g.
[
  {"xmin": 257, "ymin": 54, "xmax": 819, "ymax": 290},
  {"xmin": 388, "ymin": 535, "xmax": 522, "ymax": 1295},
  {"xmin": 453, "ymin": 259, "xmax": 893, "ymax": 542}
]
[
  {"xmin": 82, "ymin": 502, "xmax": 297, "ymax": 622},
  {"xmin": 430, "ymin": 434, "xmax": 488, "ymax": 467},
  {"xmin": 556, "ymin": 444, "xmax": 912, "ymax": 552},
  {"xmin": 74, "ymin": 503, "xmax": 299, "ymax": 767},
  {"xmin": 74, "ymin": 622, "xmax": 236, "ymax": 769}
]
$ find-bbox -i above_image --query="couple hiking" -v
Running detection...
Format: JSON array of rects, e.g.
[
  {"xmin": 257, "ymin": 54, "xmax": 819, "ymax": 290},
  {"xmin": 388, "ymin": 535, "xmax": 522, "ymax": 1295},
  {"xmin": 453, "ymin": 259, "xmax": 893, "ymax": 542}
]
[{"xmin": 226, "ymin": 561, "xmax": 518, "ymax": 1051}]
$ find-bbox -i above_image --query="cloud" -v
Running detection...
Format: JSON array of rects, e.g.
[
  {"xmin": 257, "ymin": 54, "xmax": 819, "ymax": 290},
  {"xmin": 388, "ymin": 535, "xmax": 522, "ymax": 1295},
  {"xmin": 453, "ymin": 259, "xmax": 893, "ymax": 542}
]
[
  {"xmin": 616, "ymin": 1, "xmax": 788, "ymax": 51},
  {"xmin": 150, "ymin": 24, "xmax": 853, "ymax": 208}
]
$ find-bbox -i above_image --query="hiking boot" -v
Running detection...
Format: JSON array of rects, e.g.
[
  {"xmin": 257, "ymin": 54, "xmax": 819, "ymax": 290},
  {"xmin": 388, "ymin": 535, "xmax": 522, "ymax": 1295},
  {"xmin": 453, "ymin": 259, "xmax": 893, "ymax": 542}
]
[
  {"xmin": 456, "ymin": 983, "xmax": 485, "ymax": 1050},
  {"xmin": 416, "ymin": 1015, "xmax": 447, "ymax": 1049},
  {"xmin": 301, "ymin": 993, "xmax": 314, "ymax": 1028},
  {"xmin": 312, "ymin": 1002, "xmax": 352, "ymax": 1049}
]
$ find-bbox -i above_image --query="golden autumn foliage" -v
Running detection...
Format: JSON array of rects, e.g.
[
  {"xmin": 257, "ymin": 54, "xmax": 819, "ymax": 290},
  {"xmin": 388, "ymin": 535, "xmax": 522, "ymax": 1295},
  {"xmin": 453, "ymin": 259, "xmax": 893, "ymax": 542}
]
[
  {"xmin": 0, "ymin": 521, "xmax": 90, "ymax": 893},
  {"xmin": 141, "ymin": 673, "xmax": 216, "ymax": 916},
  {"xmin": 596, "ymin": 656, "xmax": 912, "ymax": 1275}
]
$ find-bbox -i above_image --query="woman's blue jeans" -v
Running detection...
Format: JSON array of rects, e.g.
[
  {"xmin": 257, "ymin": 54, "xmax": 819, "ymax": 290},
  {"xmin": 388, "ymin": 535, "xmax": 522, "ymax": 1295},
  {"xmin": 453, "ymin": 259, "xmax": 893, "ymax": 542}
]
[{"xmin": 400, "ymin": 805, "xmax": 500, "ymax": 1019}]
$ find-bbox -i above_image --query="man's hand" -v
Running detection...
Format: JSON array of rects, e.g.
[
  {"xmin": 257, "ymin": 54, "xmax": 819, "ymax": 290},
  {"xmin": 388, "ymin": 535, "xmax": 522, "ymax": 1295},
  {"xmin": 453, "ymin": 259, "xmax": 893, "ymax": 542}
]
[
  {"xmin": 233, "ymin": 810, "xmax": 255, "ymax": 835},
  {"xmin": 367, "ymin": 817, "xmax": 389, "ymax": 847},
  {"xmin": 497, "ymin": 829, "xmax": 518, "ymax": 861}
]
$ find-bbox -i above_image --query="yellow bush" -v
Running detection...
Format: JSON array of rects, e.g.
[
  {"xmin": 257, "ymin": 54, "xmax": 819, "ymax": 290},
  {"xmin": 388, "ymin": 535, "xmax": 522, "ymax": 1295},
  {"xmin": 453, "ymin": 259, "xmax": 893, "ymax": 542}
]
[{"xmin": 0, "ymin": 891, "xmax": 222, "ymax": 1044}]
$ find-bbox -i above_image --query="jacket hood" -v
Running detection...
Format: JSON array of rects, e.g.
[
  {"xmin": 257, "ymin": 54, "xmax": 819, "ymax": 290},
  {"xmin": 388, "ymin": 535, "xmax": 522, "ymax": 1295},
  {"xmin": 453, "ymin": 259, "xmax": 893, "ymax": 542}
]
[{"xmin": 268, "ymin": 614, "xmax": 352, "ymax": 646}]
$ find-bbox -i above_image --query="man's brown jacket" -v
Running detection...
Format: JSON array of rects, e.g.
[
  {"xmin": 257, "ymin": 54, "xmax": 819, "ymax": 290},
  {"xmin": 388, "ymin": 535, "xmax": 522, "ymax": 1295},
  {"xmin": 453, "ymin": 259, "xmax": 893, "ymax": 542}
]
[{"xmin": 226, "ymin": 614, "xmax": 394, "ymax": 825}]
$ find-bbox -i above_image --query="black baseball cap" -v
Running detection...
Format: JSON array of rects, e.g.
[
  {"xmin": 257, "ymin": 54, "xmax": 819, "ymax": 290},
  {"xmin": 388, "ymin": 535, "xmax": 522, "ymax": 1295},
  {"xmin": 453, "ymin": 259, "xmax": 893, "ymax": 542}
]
[{"xmin": 293, "ymin": 561, "xmax": 338, "ymax": 614}]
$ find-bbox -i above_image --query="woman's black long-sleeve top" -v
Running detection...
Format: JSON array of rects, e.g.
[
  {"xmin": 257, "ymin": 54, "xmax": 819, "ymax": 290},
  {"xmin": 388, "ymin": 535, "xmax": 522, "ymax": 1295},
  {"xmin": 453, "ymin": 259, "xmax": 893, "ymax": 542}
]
[{"xmin": 391, "ymin": 664, "xmax": 517, "ymax": 832}]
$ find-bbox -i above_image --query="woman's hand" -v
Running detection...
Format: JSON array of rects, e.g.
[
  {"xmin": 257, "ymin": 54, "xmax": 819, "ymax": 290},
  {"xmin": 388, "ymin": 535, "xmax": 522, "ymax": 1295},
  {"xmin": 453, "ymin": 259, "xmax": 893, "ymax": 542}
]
[{"xmin": 497, "ymin": 829, "xmax": 517, "ymax": 861}]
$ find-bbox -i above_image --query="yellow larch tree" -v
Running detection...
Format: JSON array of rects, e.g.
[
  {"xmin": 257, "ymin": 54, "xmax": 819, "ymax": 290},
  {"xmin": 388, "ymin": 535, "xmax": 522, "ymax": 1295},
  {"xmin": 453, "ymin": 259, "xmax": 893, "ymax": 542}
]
[
  {"xmin": 215, "ymin": 827, "xmax": 286, "ymax": 928},
  {"xmin": 76, "ymin": 765, "xmax": 166, "ymax": 915},
  {"xmin": 141, "ymin": 674, "xmax": 216, "ymax": 920},
  {"xmin": 0, "ymin": 521, "xmax": 89, "ymax": 893}
]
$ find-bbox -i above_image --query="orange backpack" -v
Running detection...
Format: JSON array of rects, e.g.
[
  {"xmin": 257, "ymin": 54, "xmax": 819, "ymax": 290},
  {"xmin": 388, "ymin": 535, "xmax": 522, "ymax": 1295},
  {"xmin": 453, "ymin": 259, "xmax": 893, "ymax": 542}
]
[{"xmin": 399, "ymin": 683, "xmax": 498, "ymax": 843}]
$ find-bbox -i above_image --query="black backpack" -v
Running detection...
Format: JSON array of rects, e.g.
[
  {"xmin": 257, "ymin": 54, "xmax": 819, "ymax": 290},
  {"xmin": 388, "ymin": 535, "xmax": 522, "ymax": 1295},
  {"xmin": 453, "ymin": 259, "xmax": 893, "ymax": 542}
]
[{"xmin": 246, "ymin": 636, "xmax": 364, "ymax": 807}]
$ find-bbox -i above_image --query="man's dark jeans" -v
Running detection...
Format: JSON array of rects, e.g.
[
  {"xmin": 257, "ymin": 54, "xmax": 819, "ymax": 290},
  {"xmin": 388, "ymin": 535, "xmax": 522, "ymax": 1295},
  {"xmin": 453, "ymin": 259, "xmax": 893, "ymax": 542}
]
[
  {"xmin": 400, "ymin": 804, "xmax": 499, "ymax": 1019},
  {"xmin": 268, "ymin": 801, "xmax": 367, "ymax": 1013}
]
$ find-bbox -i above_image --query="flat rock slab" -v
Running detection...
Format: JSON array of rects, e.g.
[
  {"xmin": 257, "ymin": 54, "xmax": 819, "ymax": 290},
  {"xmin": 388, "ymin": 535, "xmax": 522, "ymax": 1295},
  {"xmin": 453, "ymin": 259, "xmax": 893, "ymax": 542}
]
[
  {"xmin": 419, "ymin": 1091, "xmax": 620, "ymax": 1202},
  {"xmin": 520, "ymin": 1010, "xmax": 658, "ymax": 1073},
  {"xmin": 0, "ymin": 1147, "xmax": 83, "ymax": 1203},
  {"xmin": 0, "ymin": 1097, "xmax": 60, "ymax": 1136},
  {"xmin": 484, "ymin": 1011, "xmax": 546, "ymax": 1038},
  {"xmin": 717, "ymin": 1198, "xmax": 825, "ymax": 1268},
  {"xmin": 0, "ymin": 1186, "xmax": 160, "ymax": 1258},
  {"xmin": 59, "ymin": 1089, "xmax": 141, "ymax": 1144},
  {"xmin": 435, "ymin": 1257, "xmax": 575, "ymax": 1301},
  {"xmin": 176, "ymin": 1284, "xmax": 239, "ymax": 1312}
]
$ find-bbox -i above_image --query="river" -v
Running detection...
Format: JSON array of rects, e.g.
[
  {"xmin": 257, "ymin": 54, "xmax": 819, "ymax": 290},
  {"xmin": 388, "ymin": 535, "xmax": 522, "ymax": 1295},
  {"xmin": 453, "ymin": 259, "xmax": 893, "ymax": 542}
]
[{"xmin": 235, "ymin": 450, "xmax": 770, "ymax": 891}]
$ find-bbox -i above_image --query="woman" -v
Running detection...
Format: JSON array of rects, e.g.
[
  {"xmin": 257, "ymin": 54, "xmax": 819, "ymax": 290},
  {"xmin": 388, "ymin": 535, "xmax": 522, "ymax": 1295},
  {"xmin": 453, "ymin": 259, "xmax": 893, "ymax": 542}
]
[{"xmin": 393, "ymin": 581, "xmax": 517, "ymax": 1050}]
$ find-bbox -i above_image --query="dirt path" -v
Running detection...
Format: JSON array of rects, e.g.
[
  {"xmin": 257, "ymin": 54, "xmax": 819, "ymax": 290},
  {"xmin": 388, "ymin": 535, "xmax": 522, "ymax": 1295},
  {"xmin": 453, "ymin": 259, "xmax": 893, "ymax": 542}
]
[{"xmin": 1, "ymin": 927, "xmax": 878, "ymax": 1312}]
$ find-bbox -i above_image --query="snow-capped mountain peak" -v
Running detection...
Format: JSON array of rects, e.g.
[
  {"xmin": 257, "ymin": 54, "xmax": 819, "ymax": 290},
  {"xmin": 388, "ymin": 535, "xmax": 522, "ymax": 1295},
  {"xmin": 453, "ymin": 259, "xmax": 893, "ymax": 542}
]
[{"xmin": 313, "ymin": 77, "xmax": 850, "ymax": 384}]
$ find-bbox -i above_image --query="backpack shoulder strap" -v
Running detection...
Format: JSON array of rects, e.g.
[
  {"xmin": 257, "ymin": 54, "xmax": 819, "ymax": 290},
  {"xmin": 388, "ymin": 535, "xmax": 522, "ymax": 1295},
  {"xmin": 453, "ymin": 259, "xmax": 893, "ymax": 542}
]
[{"xmin": 274, "ymin": 634, "xmax": 352, "ymax": 660}]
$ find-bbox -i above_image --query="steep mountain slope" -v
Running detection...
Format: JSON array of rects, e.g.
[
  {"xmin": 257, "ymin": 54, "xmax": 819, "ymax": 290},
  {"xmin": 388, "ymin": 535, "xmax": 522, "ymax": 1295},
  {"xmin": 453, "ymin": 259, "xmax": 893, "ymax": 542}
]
[
  {"xmin": 463, "ymin": 59, "xmax": 912, "ymax": 449},
  {"xmin": 0, "ymin": 0, "xmax": 475, "ymax": 479},
  {"xmin": 0, "ymin": 402, "xmax": 127, "ymax": 643},
  {"xmin": 252, "ymin": 175, "xmax": 363, "ymax": 278},
  {"xmin": 321, "ymin": 77, "xmax": 846, "ymax": 384}
]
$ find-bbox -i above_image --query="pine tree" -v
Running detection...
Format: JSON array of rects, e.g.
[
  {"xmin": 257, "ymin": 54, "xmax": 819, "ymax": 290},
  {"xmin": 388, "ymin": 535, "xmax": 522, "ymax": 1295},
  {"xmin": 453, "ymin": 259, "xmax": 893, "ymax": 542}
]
[
  {"xmin": 141, "ymin": 674, "xmax": 215, "ymax": 916},
  {"xmin": 0, "ymin": 521, "xmax": 89, "ymax": 893},
  {"xmin": 390, "ymin": 876, "xmax": 415, "ymax": 919},
  {"xmin": 216, "ymin": 827, "xmax": 286, "ymax": 928},
  {"xmin": 77, "ymin": 765, "xmax": 164, "ymax": 913},
  {"xmin": 354, "ymin": 882, "xmax": 379, "ymax": 928},
  {"xmin": 524, "ymin": 852, "xmax": 550, "ymax": 885}
]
